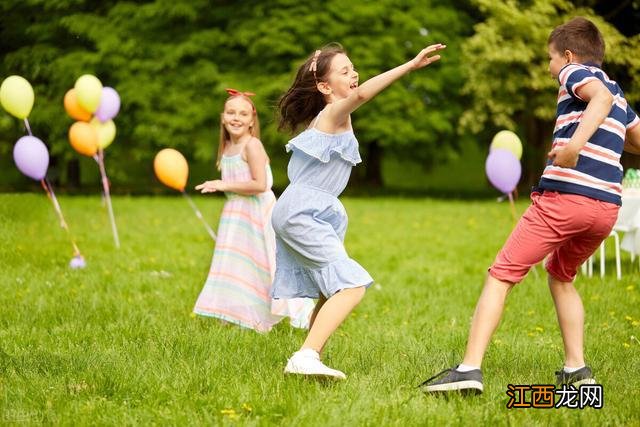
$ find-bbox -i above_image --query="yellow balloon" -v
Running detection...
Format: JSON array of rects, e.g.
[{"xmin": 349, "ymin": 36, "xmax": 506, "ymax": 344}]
[
  {"xmin": 74, "ymin": 74, "xmax": 103, "ymax": 113},
  {"xmin": 490, "ymin": 130, "xmax": 523, "ymax": 160},
  {"xmin": 0, "ymin": 75, "xmax": 34, "ymax": 119},
  {"xmin": 69, "ymin": 121, "xmax": 98, "ymax": 157},
  {"xmin": 154, "ymin": 149, "xmax": 188, "ymax": 191},
  {"xmin": 90, "ymin": 118, "xmax": 116, "ymax": 149}
]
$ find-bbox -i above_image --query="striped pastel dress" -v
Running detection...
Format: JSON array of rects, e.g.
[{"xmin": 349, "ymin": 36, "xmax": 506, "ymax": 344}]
[{"xmin": 193, "ymin": 152, "xmax": 314, "ymax": 332}]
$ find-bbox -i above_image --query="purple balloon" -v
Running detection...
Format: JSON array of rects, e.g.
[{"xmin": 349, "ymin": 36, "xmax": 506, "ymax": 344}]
[
  {"xmin": 485, "ymin": 148, "xmax": 521, "ymax": 194},
  {"xmin": 95, "ymin": 87, "xmax": 120, "ymax": 122},
  {"xmin": 13, "ymin": 136, "xmax": 49, "ymax": 181}
]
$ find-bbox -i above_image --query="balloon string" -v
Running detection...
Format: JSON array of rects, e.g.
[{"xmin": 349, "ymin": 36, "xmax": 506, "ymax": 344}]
[
  {"xmin": 40, "ymin": 179, "xmax": 82, "ymax": 257},
  {"xmin": 508, "ymin": 192, "xmax": 518, "ymax": 226},
  {"xmin": 23, "ymin": 118, "xmax": 32, "ymax": 136},
  {"xmin": 182, "ymin": 191, "xmax": 217, "ymax": 241},
  {"xmin": 95, "ymin": 149, "xmax": 120, "ymax": 248}
]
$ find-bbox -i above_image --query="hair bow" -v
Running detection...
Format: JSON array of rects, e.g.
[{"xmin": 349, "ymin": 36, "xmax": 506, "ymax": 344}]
[{"xmin": 225, "ymin": 88, "xmax": 256, "ymax": 97}]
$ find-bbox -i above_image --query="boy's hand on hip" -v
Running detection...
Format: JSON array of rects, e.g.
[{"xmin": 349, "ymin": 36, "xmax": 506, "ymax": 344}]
[
  {"xmin": 548, "ymin": 146, "xmax": 580, "ymax": 168},
  {"xmin": 410, "ymin": 44, "xmax": 446, "ymax": 70}
]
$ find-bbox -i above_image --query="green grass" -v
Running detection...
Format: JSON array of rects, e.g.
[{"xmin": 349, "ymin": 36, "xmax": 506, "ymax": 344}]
[{"xmin": 0, "ymin": 194, "xmax": 638, "ymax": 425}]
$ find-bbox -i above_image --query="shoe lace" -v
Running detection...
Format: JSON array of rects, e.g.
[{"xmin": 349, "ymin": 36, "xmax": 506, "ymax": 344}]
[{"xmin": 417, "ymin": 368, "xmax": 453, "ymax": 388}]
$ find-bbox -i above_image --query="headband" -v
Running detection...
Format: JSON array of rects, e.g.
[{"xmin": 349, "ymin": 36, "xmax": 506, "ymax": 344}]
[{"xmin": 308, "ymin": 50, "xmax": 321, "ymax": 83}]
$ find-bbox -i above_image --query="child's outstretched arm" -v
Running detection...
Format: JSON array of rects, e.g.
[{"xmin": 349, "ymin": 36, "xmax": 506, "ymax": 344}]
[
  {"xmin": 327, "ymin": 43, "xmax": 446, "ymax": 125},
  {"xmin": 548, "ymin": 80, "xmax": 614, "ymax": 168},
  {"xmin": 624, "ymin": 123, "xmax": 640, "ymax": 154},
  {"xmin": 195, "ymin": 138, "xmax": 269, "ymax": 196}
]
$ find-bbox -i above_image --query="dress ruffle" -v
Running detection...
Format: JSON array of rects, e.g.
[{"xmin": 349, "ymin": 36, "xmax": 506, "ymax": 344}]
[
  {"xmin": 272, "ymin": 256, "xmax": 373, "ymax": 299},
  {"xmin": 285, "ymin": 129, "xmax": 362, "ymax": 166}
]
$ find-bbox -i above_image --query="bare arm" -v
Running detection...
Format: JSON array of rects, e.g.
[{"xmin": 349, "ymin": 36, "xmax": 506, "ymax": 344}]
[
  {"xmin": 195, "ymin": 139, "xmax": 269, "ymax": 196},
  {"xmin": 624, "ymin": 122, "xmax": 640, "ymax": 155},
  {"xmin": 325, "ymin": 43, "xmax": 446, "ymax": 126},
  {"xmin": 548, "ymin": 79, "xmax": 614, "ymax": 168}
]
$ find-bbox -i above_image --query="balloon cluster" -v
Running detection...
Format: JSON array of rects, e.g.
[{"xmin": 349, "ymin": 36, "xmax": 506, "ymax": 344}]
[
  {"xmin": 485, "ymin": 130, "xmax": 523, "ymax": 195},
  {"xmin": 0, "ymin": 76, "xmax": 49, "ymax": 180},
  {"xmin": 64, "ymin": 75, "xmax": 120, "ymax": 156},
  {"xmin": 0, "ymin": 75, "xmax": 85, "ymax": 268},
  {"xmin": 64, "ymin": 75, "xmax": 122, "ymax": 248}
]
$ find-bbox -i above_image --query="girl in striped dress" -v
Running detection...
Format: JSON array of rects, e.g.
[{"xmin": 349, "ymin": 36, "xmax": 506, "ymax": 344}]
[{"xmin": 193, "ymin": 89, "xmax": 314, "ymax": 332}]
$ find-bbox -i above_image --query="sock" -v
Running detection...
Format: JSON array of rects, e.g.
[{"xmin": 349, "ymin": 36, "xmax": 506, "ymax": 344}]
[
  {"xmin": 563, "ymin": 365, "xmax": 585, "ymax": 373},
  {"xmin": 456, "ymin": 363, "xmax": 480, "ymax": 372}
]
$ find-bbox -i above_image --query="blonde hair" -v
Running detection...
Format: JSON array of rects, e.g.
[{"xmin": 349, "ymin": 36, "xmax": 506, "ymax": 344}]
[{"xmin": 216, "ymin": 95, "xmax": 260, "ymax": 170}]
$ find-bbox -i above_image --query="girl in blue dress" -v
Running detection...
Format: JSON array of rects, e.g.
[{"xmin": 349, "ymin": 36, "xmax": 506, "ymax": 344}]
[{"xmin": 273, "ymin": 42, "xmax": 446, "ymax": 379}]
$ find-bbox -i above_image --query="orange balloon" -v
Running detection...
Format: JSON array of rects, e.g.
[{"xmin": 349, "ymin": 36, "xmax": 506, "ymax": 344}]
[
  {"xmin": 69, "ymin": 122, "xmax": 98, "ymax": 157},
  {"xmin": 64, "ymin": 89, "xmax": 92, "ymax": 121},
  {"xmin": 154, "ymin": 149, "xmax": 188, "ymax": 191}
]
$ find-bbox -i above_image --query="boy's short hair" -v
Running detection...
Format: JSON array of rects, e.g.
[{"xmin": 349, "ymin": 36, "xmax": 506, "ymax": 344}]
[{"xmin": 548, "ymin": 17, "xmax": 605, "ymax": 66}]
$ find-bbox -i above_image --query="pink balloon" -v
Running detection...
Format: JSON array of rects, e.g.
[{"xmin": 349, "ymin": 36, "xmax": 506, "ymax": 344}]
[
  {"xmin": 95, "ymin": 87, "xmax": 120, "ymax": 122},
  {"xmin": 13, "ymin": 136, "xmax": 49, "ymax": 180},
  {"xmin": 485, "ymin": 148, "xmax": 521, "ymax": 194}
]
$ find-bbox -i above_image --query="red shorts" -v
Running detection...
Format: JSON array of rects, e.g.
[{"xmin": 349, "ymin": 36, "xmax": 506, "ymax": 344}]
[{"xmin": 489, "ymin": 191, "xmax": 619, "ymax": 283}]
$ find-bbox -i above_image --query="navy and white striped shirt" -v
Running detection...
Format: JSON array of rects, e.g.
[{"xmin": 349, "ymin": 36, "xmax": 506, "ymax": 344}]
[{"xmin": 538, "ymin": 62, "xmax": 639, "ymax": 205}]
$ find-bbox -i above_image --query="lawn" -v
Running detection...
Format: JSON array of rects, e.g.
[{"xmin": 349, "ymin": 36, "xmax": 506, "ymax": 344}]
[{"xmin": 0, "ymin": 194, "xmax": 638, "ymax": 425}]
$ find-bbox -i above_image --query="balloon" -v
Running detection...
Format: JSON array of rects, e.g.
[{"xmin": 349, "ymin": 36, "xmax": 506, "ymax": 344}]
[
  {"xmin": 95, "ymin": 87, "xmax": 121, "ymax": 122},
  {"xmin": 90, "ymin": 117, "xmax": 116, "ymax": 149},
  {"xmin": 154, "ymin": 149, "xmax": 188, "ymax": 191},
  {"xmin": 485, "ymin": 148, "xmax": 521, "ymax": 194},
  {"xmin": 13, "ymin": 136, "xmax": 49, "ymax": 180},
  {"xmin": 0, "ymin": 75, "xmax": 35, "ymax": 119},
  {"xmin": 69, "ymin": 255, "xmax": 86, "ymax": 269},
  {"xmin": 74, "ymin": 74, "xmax": 103, "ymax": 113},
  {"xmin": 63, "ymin": 89, "xmax": 92, "ymax": 121},
  {"xmin": 69, "ymin": 121, "xmax": 98, "ymax": 157},
  {"xmin": 490, "ymin": 130, "xmax": 523, "ymax": 160}
]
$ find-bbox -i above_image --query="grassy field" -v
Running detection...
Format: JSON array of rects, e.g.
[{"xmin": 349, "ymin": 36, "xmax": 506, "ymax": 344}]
[{"xmin": 0, "ymin": 193, "xmax": 638, "ymax": 425}]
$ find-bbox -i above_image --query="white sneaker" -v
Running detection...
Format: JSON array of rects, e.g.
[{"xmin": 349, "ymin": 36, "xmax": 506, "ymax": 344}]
[{"xmin": 284, "ymin": 349, "xmax": 346, "ymax": 380}]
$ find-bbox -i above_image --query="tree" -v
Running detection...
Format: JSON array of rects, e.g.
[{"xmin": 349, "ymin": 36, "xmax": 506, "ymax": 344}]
[
  {"xmin": 459, "ymin": 0, "xmax": 640, "ymax": 188},
  {"xmin": 1, "ymin": 0, "xmax": 475, "ymax": 191}
]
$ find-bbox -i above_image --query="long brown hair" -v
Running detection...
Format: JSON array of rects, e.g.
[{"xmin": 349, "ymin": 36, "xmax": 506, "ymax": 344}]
[
  {"xmin": 216, "ymin": 94, "xmax": 260, "ymax": 170},
  {"xmin": 278, "ymin": 43, "xmax": 346, "ymax": 133}
]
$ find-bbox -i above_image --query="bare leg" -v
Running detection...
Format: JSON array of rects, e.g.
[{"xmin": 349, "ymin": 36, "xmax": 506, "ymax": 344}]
[
  {"xmin": 548, "ymin": 276, "xmax": 585, "ymax": 367},
  {"xmin": 301, "ymin": 287, "xmax": 365, "ymax": 353},
  {"xmin": 462, "ymin": 274, "xmax": 514, "ymax": 367},
  {"xmin": 308, "ymin": 294, "xmax": 327, "ymax": 330}
]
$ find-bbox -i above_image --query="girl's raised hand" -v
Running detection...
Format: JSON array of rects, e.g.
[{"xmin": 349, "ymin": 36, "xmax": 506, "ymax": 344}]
[
  {"xmin": 410, "ymin": 44, "xmax": 446, "ymax": 70},
  {"xmin": 195, "ymin": 180, "xmax": 226, "ymax": 193}
]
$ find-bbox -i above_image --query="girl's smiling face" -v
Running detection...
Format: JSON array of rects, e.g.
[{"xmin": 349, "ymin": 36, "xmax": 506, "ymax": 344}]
[
  {"xmin": 322, "ymin": 53, "xmax": 359, "ymax": 100},
  {"xmin": 222, "ymin": 97, "xmax": 254, "ymax": 140}
]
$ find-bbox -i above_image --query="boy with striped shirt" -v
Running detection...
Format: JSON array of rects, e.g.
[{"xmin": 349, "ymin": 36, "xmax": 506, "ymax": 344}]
[{"xmin": 421, "ymin": 17, "xmax": 640, "ymax": 394}]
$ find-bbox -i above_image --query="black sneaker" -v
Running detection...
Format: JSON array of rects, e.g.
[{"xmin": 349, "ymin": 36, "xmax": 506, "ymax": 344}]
[
  {"xmin": 419, "ymin": 366, "xmax": 483, "ymax": 394},
  {"xmin": 555, "ymin": 366, "xmax": 596, "ymax": 387}
]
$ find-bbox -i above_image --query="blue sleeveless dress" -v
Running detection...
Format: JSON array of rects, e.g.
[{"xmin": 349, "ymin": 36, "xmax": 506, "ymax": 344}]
[{"xmin": 271, "ymin": 114, "xmax": 374, "ymax": 299}]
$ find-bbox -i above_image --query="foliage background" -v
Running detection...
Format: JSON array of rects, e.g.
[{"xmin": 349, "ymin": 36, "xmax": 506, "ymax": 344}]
[{"xmin": 0, "ymin": 0, "xmax": 639, "ymax": 194}]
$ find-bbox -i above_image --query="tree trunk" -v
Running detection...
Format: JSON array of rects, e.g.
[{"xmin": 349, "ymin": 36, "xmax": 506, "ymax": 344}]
[
  {"xmin": 523, "ymin": 115, "xmax": 554, "ymax": 190},
  {"xmin": 363, "ymin": 140, "xmax": 383, "ymax": 188},
  {"xmin": 66, "ymin": 158, "xmax": 81, "ymax": 189}
]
